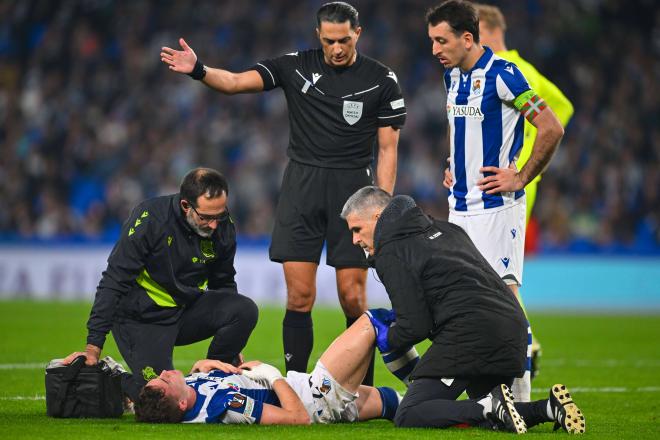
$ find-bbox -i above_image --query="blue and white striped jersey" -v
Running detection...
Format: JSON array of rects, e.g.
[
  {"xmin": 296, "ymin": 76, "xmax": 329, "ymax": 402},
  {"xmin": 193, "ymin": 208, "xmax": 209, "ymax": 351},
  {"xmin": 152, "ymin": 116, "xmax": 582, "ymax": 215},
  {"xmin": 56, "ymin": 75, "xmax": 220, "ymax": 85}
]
[
  {"xmin": 182, "ymin": 370, "xmax": 280, "ymax": 424},
  {"xmin": 445, "ymin": 46, "xmax": 530, "ymax": 213}
]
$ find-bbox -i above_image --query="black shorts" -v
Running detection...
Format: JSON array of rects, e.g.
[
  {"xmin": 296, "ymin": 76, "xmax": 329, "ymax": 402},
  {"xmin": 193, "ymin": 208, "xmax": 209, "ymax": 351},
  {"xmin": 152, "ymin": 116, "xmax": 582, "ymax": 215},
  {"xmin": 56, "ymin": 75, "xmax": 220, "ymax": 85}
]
[{"xmin": 269, "ymin": 160, "xmax": 373, "ymax": 268}]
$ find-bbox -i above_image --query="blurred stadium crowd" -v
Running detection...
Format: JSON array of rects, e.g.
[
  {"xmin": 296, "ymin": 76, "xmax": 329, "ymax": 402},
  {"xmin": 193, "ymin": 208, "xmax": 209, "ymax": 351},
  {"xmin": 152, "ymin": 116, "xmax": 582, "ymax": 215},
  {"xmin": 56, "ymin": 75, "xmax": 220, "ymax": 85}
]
[{"xmin": 0, "ymin": 0, "xmax": 658, "ymax": 253}]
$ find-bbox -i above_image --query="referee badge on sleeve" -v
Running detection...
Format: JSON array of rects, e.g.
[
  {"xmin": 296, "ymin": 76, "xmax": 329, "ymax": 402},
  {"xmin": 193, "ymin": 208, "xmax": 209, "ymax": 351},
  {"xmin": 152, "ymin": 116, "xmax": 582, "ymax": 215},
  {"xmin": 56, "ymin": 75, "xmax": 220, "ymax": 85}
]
[{"xmin": 343, "ymin": 100, "xmax": 363, "ymax": 125}]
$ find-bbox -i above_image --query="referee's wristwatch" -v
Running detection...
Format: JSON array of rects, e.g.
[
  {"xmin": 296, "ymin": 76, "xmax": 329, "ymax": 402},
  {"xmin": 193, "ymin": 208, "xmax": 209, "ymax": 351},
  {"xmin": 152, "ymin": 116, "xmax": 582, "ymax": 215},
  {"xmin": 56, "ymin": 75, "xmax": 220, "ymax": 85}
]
[{"xmin": 189, "ymin": 59, "xmax": 206, "ymax": 80}]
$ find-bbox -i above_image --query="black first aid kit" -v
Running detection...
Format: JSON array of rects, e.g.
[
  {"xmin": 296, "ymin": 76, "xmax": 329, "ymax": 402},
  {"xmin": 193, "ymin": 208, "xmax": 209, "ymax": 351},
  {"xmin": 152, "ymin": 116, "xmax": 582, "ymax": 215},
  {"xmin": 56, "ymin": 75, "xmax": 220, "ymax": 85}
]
[{"xmin": 45, "ymin": 355, "xmax": 124, "ymax": 418}]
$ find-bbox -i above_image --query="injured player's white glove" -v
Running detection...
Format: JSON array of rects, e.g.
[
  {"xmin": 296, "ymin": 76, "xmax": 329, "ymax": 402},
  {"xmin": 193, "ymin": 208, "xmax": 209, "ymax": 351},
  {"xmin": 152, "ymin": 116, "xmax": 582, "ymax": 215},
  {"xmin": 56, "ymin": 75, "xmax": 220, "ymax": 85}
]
[{"xmin": 241, "ymin": 363, "xmax": 284, "ymax": 386}]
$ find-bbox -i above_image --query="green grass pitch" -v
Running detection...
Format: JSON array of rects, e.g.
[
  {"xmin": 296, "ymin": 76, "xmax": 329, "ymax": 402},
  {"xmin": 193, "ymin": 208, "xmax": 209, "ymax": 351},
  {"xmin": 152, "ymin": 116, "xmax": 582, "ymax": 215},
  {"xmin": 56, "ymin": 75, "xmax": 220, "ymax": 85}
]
[{"xmin": 1, "ymin": 301, "xmax": 658, "ymax": 438}]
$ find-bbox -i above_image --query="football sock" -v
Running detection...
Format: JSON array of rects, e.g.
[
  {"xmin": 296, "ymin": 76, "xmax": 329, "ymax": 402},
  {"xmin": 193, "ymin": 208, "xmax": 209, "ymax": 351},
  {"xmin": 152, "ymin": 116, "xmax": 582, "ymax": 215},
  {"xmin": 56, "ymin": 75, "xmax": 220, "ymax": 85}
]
[
  {"xmin": 512, "ymin": 324, "xmax": 532, "ymax": 402},
  {"xmin": 381, "ymin": 346, "xmax": 419, "ymax": 386},
  {"xmin": 377, "ymin": 386, "xmax": 401, "ymax": 420},
  {"xmin": 477, "ymin": 395, "xmax": 492, "ymax": 419},
  {"xmin": 515, "ymin": 292, "xmax": 542, "ymax": 379},
  {"xmin": 346, "ymin": 315, "xmax": 375, "ymax": 386},
  {"xmin": 513, "ymin": 399, "xmax": 552, "ymax": 428},
  {"xmin": 282, "ymin": 310, "xmax": 313, "ymax": 373}
]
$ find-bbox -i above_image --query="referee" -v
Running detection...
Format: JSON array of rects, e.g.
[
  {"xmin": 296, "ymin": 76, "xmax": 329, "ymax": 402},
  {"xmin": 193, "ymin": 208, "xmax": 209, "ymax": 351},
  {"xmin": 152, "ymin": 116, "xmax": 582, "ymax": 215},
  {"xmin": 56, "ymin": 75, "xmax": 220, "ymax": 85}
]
[{"xmin": 161, "ymin": 2, "xmax": 406, "ymax": 384}]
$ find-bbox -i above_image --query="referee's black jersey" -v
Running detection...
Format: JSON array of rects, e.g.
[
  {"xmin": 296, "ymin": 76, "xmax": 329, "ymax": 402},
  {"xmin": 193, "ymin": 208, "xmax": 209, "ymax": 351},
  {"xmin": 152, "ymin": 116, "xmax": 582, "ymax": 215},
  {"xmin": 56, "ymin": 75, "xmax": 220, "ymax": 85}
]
[{"xmin": 253, "ymin": 49, "xmax": 407, "ymax": 169}]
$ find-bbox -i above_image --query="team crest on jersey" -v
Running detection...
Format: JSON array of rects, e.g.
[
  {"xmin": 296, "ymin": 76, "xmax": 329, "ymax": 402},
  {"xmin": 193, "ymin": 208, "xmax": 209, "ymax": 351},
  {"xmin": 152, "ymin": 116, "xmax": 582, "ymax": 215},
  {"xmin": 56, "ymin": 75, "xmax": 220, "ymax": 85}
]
[
  {"xmin": 472, "ymin": 78, "xmax": 482, "ymax": 95},
  {"xmin": 343, "ymin": 100, "xmax": 363, "ymax": 125},
  {"xmin": 319, "ymin": 377, "xmax": 332, "ymax": 394},
  {"xmin": 200, "ymin": 240, "xmax": 215, "ymax": 259}
]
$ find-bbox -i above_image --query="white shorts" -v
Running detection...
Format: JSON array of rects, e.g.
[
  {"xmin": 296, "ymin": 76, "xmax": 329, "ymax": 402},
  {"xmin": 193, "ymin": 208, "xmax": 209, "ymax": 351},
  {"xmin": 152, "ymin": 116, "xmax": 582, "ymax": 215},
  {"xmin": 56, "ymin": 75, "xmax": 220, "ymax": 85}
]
[
  {"xmin": 285, "ymin": 361, "xmax": 358, "ymax": 424},
  {"xmin": 449, "ymin": 197, "xmax": 526, "ymax": 286}
]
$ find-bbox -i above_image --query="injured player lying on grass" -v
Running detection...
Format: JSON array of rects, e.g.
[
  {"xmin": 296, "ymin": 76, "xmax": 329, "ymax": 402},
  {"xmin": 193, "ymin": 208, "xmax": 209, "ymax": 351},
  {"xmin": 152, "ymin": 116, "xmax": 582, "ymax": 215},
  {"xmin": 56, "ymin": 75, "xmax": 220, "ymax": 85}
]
[
  {"xmin": 134, "ymin": 313, "xmax": 413, "ymax": 424},
  {"xmin": 134, "ymin": 310, "xmax": 584, "ymax": 432}
]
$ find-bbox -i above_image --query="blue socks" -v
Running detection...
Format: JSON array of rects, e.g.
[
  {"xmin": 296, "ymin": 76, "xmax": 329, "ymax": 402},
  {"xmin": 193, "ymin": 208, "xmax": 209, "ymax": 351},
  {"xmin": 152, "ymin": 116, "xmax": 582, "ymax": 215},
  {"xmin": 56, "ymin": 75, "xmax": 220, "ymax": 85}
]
[{"xmin": 377, "ymin": 386, "xmax": 401, "ymax": 420}]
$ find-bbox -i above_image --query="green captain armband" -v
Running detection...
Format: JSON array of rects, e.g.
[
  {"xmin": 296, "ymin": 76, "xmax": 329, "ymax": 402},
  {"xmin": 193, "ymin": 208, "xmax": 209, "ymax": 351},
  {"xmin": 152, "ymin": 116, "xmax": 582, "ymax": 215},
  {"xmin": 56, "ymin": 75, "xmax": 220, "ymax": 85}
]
[
  {"xmin": 513, "ymin": 90, "xmax": 536, "ymax": 111},
  {"xmin": 514, "ymin": 90, "xmax": 547, "ymax": 122}
]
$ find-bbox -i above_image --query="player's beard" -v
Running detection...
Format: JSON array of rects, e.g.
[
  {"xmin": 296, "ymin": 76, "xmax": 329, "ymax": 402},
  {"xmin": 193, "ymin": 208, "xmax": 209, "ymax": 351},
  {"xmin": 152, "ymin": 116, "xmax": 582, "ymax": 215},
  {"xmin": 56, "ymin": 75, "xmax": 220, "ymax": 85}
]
[{"xmin": 185, "ymin": 210, "xmax": 214, "ymax": 238}]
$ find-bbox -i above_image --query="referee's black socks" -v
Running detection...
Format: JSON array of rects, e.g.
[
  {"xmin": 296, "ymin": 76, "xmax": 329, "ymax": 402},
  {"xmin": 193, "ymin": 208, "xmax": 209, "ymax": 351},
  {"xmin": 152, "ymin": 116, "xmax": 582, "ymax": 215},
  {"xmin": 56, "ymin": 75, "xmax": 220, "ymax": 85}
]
[
  {"xmin": 283, "ymin": 310, "xmax": 313, "ymax": 373},
  {"xmin": 346, "ymin": 315, "xmax": 375, "ymax": 386}
]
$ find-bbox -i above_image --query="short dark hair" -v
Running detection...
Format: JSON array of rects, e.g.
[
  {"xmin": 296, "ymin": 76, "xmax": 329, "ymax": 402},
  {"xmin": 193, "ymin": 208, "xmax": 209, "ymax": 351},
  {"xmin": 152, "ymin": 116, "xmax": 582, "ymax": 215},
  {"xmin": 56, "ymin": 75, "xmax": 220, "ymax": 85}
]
[
  {"xmin": 179, "ymin": 167, "xmax": 229, "ymax": 207},
  {"xmin": 134, "ymin": 386, "xmax": 184, "ymax": 423},
  {"xmin": 317, "ymin": 2, "xmax": 360, "ymax": 30},
  {"xmin": 426, "ymin": 0, "xmax": 480, "ymax": 43}
]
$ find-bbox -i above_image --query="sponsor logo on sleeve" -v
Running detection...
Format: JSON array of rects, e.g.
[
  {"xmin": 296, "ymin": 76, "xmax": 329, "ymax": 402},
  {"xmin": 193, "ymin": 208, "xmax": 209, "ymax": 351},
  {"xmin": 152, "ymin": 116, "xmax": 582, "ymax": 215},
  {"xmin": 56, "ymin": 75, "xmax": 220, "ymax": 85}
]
[
  {"xmin": 244, "ymin": 397, "xmax": 255, "ymax": 417},
  {"xmin": 390, "ymin": 98, "xmax": 405, "ymax": 110},
  {"xmin": 228, "ymin": 393, "xmax": 247, "ymax": 409}
]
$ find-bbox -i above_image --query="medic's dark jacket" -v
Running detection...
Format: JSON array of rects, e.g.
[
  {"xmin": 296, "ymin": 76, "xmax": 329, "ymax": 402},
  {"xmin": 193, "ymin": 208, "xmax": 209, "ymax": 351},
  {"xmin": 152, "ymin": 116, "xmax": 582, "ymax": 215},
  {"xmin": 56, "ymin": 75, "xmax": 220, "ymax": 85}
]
[
  {"xmin": 86, "ymin": 194, "xmax": 237, "ymax": 349},
  {"xmin": 371, "ymin": 196, "xmax": 528, "ymax": 379}
]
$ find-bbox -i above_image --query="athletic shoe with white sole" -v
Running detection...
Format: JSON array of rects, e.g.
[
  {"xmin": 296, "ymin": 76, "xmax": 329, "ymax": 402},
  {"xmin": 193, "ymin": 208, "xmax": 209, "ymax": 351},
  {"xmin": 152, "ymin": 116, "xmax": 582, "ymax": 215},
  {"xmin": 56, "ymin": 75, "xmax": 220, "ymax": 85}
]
[
  {"xmin": 488, "ymin": 384, "xmax": 527, "ymax": 434},
  {"xmin": 549, "ymin": 384, "xmax": 585, "ymax": 434}
]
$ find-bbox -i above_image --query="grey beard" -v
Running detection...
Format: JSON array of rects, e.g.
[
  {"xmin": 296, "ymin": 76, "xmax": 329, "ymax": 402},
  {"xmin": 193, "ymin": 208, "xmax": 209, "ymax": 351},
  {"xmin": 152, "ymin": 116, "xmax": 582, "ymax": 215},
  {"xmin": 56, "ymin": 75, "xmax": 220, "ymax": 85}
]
[{"xmin": 186, "ymin": 211, "xmax": 214, "ymax": 238}]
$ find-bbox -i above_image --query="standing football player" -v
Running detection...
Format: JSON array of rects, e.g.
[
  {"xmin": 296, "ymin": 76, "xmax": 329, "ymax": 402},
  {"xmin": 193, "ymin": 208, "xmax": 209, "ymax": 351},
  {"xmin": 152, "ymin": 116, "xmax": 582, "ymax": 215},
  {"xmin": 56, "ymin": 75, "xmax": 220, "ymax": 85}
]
[{"xmin": 428, "ymin": 0, "xmax": 564, "ymax": 401}]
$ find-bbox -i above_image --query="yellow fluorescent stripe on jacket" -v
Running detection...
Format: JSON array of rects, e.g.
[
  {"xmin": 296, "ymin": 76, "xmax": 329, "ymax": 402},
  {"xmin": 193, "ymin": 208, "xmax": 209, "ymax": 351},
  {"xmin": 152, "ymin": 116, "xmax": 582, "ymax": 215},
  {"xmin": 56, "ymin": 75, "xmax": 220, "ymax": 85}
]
[{"xmin": 136, "ymin": 269, "xmax": 178, "ymax": 307}]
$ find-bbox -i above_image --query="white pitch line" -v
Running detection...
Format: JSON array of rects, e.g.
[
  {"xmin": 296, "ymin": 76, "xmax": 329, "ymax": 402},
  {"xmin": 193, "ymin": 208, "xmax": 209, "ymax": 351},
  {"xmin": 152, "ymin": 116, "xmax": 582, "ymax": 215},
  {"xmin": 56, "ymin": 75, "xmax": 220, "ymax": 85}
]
[
  {"xmin": 541, "ymin": 359, "xmax": 660, "ymax": 367},
  {"xmin": 532, "ymin": 386, "xmax": 660, "ymax": 393},
  {"xmin": 2, "ymin": 386, "xmax": 660, "ymax": 402},
  {"xmin": 0, "ymin": 363, "xmax": 47, "ymax": 370}
]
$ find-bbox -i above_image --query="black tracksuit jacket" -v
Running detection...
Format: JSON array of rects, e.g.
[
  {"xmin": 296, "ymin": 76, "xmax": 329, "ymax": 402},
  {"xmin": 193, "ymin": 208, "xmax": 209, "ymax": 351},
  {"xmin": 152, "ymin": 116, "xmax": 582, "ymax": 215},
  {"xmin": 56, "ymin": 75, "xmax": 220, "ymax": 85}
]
[
  {"xmin": 86, "ymin": 194, "xmax": 237, "ymax": 349},
  {"xmin": 373, "ymin": 196, "xmax": 528, "ymax": 379}
]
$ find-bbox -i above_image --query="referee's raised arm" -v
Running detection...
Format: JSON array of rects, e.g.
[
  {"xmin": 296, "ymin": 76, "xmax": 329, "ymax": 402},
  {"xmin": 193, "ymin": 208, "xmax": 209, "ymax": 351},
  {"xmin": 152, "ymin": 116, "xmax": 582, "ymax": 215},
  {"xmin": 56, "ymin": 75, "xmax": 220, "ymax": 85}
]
[{"xmin": 160, "ymin": 37, "xmax": 264, "ymax": 94}]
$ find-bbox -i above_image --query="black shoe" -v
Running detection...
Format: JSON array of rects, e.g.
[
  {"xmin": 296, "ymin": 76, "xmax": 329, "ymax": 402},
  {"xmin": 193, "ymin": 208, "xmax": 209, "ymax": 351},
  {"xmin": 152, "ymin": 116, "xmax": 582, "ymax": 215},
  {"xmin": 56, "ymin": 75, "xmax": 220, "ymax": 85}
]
[
  {"xmin": 487, "ymin": 384, "xmax": 527, "ymax": 434},
  {"xmin": 549, "ymin": 384, "xmax": 585, "ymax": 434}
]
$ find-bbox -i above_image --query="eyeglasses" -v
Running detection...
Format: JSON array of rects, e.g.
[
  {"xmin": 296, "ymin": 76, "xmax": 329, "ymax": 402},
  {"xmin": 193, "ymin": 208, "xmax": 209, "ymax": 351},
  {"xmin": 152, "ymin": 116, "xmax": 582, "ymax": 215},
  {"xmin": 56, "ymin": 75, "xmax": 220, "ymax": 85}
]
[{"xmin": 183, "ymin": 201, "xmax": 230, "ymax": 223}]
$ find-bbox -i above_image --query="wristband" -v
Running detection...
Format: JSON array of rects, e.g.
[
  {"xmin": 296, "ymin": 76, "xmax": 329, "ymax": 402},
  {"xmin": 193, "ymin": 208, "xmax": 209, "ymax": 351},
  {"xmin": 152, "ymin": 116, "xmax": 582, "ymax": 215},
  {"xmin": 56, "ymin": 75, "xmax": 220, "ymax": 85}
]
[
  {"xmin": 188, "ymin": 59, "xmax": 206, "ymax": 80},
  {"xmin": 242, "ymin": 363, "xmax": 284, "ymax": 386}
]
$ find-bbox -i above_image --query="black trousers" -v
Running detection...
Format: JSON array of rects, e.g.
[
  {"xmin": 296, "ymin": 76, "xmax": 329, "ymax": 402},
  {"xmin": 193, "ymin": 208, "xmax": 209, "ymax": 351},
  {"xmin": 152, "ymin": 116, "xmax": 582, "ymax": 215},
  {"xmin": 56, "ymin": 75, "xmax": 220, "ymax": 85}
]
[
  {"xmin": 395, "ymin": 376, "xmax": 514, "ymax": 428},
  {"xmin": 112, "ymin": 290, "xmax": 258, "ymax": 401}
]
